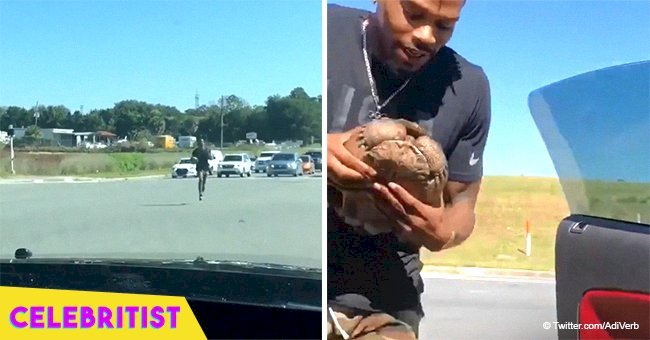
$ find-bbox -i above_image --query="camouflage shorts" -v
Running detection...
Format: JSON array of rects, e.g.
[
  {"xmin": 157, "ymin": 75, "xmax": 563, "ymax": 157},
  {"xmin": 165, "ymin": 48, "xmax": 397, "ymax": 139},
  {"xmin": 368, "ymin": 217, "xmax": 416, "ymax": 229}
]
[{"xmin": 327, "ymin": 307, "xmax": 417, "ymax": 340}]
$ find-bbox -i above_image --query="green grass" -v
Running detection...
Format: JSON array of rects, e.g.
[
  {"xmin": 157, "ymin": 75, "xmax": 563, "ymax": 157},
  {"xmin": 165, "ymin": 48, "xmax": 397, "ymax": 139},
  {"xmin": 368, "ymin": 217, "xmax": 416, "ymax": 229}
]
[
  {"xmin": 421, "ymin": 176, "xmax": 570, "ymax": 272},
  {"xmin": 0, "ymin": 145, "xmax": 322, "ymax": 177},
  {"xmin": 566, "ymin": 179, "xmax": 650, "ymax": 224},
  {"xmin": 0, "ymin": 151, "xmax": 181, "ymax": 177}
]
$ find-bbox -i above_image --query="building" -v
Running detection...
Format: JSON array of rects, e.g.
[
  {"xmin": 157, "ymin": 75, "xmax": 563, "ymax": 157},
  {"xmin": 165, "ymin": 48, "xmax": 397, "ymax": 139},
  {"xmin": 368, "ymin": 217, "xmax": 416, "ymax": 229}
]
[
  {"xmin": 177, "ymin": 135, "xmax": 197, "ymax": 148},
  {"xmin": 11, "ymin": 127, "xmax": 119, "ymax": 148},
  {"xmin": 12, "ymin": 127, "xmax": 77, "ymax": 147}
]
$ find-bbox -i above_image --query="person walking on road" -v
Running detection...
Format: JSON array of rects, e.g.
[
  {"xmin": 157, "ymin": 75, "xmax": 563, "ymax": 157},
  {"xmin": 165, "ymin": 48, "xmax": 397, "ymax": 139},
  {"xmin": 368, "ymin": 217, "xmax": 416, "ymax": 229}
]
[{"xmin": 191, "ymin": 138, "xmax": 213, "ymax": 201}]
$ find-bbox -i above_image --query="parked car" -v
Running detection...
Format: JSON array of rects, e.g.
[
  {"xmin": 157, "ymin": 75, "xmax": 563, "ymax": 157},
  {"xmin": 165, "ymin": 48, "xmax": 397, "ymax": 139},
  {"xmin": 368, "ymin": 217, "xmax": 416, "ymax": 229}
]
[
  {"xmin": 528, "ymin": 61, "xmax": 649, "ymax": 340},
  {"xmin": 217, "ymin": 153, "xmax": 253, "ymax": 178},
  {"xmin": 303, "ymin": 150, "xmax": 322, "ymax": 171},
  {"xmin": 300, "ymin": 155, "xmax": 315, "ymax": 175},
  {"xmin": 267, "ymin": 153, "xmax": 303, "ymax": 177},
  {"xmin": 171, "ymin": 157, "xmax": 197, "ymax": 178},
  {"xmin": 208, "ymin": 149, "xmax": 223, "ymax": 175},
  {"xmin": 254, "ymin": 150, "xmax": 282, "ymax": 173}
]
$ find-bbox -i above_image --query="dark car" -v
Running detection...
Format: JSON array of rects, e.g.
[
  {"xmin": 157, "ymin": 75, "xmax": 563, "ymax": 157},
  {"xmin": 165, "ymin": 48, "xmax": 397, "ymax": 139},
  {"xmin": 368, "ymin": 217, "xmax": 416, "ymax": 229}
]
[
  {"xmin": 528, "ymin": 61, "xmax": 649, "ymax": 340},
  {"xmin": 267, "ymin": 152, "xmax": 304, "ymax": 177},
  {"xmin": 303, "ymin": 151, "xmax": 322, "ymax": 171}
]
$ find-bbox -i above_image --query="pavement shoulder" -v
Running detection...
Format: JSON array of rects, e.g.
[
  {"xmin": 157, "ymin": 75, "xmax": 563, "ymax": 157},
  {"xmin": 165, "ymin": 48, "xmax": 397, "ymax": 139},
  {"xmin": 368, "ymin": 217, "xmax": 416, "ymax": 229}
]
[
  {"xmin": 0, "ymin": 174, "xmax": 166, "ymax": 184},
  {"xmin": 422, "ymin": 265, "xmax": 555, "ymax": 280}
]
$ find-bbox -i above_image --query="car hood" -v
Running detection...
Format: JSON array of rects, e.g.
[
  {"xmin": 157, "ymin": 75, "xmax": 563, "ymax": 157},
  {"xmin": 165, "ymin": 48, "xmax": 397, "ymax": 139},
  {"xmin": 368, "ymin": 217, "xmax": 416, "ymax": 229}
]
[
  {"xmin": 173, "ymin": 163, "xmax": 195, "ymax": 169},
  {"xmin": 2, "ymin": 250, "xmax": 321, "ymax": 271},
  {"xmin": 220, "ymin": 161, "xmax": 244, "ymax": 165}
]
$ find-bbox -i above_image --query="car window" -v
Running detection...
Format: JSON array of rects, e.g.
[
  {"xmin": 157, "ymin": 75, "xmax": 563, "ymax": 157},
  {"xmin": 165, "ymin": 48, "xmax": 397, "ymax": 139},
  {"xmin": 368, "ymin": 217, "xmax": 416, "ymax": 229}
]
[
  {"xmin": 260, "ymin": 152, "xmax": 276, "ymax": 158},
  {"xmin": 528, "ymin": 61, "xmax": 650, "ymax": 224},
  {"xmin": 272, "ymin": 153, "xmax": 294, "ymax": 161},
  {"xmin": 223, "ymin": 155, "xmax": 242, "ymax": 162}
]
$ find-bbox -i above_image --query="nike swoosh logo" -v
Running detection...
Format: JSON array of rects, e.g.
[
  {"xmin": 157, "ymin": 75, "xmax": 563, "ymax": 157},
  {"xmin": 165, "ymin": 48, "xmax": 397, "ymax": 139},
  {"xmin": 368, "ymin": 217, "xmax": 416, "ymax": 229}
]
[{"xmin": 469, "ymin": 152, "xmax": 480, "ymax": 166}]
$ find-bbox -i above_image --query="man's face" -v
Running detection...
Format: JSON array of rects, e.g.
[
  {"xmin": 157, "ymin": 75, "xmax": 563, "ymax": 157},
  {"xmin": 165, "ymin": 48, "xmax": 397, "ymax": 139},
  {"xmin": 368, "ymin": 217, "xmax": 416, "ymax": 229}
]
[{"xmin": 375, "ymin": 0, "xmax": 463, "ymax": 73}]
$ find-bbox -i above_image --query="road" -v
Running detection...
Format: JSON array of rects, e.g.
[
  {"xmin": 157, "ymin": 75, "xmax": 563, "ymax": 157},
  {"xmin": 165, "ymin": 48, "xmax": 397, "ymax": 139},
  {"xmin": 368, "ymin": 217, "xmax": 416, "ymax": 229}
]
[
  {"xmin": 420, "ymin": 273, "xmax": 557, "ymax": 340},
  {"xmin": 0, "ymin": 172, "xmax": 323, "ymax": 268}
]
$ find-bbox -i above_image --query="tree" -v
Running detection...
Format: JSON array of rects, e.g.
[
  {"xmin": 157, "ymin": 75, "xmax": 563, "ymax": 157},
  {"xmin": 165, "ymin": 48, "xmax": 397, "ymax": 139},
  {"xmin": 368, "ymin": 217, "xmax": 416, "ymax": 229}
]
[
  {"xmin": 181, "ymin": 117, "xmax": 199, "ymax": 136},
  {"xmin": 35, "ymin": 105, "xmax": 69, "ymax": 128},
  {"xmin": 0, "ymin": 106, "xmax": 31, "ymax": 130},
  {"xmin": 82, "ymin": 112, "xmax": 105, "ymax": 132},
  {"xmin": 289, "ymin": 87, "xmax": 310, "ymax": 100},
  {"xmin": 264, "ymin": 89, "xmax": 321, "ymax": 143},
  {"xmin": 22, "ymin": 125, "xmax": 43, "ymax": 145},
  {"xmin": 148, "ymin": 109, "xmax": 166, "ymax": 135},
  {"xmin": 0, "ymin": 87, "xmax": 322, "ymax": 145}
]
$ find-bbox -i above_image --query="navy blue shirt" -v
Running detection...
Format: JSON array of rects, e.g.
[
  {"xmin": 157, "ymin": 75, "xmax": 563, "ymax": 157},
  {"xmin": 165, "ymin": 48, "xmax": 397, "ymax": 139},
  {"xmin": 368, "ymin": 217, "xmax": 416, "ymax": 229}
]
[
  {"xmin": 192, "ymin": 147, "xmax": 212, "ymax": 171},
  {"xmin": 327, "ymin": 3, "xmax": 492, "ymax": 322}
]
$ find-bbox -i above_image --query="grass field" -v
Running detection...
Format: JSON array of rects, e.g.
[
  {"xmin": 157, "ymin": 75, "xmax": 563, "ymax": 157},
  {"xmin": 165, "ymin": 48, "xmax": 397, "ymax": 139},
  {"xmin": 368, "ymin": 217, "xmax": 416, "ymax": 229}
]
[
  {"xmin": 0, "ymin": 145, "xmax": 322, "ymax": 177},
  {"xmin": 421, "ymin": 176, "xmax": 570, "ymax": 272}
]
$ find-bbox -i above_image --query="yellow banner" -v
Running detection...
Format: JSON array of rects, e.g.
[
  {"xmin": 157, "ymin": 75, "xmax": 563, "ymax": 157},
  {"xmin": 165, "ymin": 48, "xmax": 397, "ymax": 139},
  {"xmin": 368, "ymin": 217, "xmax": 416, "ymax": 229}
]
[{"xmin": 0, "ymin": 286, "xmax": 206, "ymax": 339}]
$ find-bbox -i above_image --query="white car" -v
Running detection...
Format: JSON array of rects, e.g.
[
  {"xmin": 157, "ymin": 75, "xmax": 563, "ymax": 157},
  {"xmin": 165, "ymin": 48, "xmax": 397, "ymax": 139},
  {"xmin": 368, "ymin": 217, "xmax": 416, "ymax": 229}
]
[
  {"xmin": 208, "ymin": 149, "xmax": 223, "ymax": 175},
  {"xmin": 254, "ymin": 150, "xmax": 282, "ymax": 173},
  {"xmin": 217, "ymin": 153, "xmax": 253, "ymax": 178},
  {"xmin": 171, "ymin": 158, "xmax": 198, "ymax": 178}
]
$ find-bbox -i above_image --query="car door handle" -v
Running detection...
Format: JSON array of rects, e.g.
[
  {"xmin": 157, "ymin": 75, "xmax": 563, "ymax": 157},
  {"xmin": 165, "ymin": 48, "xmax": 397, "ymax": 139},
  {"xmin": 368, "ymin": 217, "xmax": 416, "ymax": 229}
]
[{"xmin": 569, "ymin": 222, "xmax": 589, "ymax": 234}]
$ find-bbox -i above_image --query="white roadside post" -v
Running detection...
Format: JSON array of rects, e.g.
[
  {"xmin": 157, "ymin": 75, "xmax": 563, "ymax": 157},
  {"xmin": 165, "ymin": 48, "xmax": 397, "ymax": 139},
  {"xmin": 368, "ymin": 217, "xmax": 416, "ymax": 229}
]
[
  {"xmin": 9, "ymin": 124, "xmax": 15, "ymax": 175},
  {"xmin": 525, "ymin": 220, "xmax": 532, "ymax": 257}
]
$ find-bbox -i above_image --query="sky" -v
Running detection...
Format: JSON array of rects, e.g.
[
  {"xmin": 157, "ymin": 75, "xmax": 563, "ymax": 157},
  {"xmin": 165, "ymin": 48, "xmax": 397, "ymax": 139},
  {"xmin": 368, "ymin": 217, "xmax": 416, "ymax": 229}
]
[
  {"xmin": 329, "ymin": 0, "xmax": 650, "ymax": 178},
  {"xmin": 1, "ymin": 0, "xmax": 649, "ymax": 178},
  {"xmin": 0, "ymin": 0, "xmax": 322, "ymax": 111}
]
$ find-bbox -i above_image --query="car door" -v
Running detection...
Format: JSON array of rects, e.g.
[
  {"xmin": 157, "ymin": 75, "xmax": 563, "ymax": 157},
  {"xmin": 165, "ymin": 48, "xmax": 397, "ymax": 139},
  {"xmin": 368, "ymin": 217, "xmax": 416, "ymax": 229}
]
[{"xmin": 528, "ymin": 61, "xmax": 650, "ymax": 340}]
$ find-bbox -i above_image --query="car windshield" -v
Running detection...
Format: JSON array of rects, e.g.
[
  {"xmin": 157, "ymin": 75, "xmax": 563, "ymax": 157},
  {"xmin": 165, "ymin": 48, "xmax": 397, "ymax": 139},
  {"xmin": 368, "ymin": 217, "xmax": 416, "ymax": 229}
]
[
  {"xmin": 307, "ymin": 152, "xmax": 321, "ymax": 158},
  {"xmin": 272, "ymin": 154, "xmax": 295, "ymax": 161},
  {"xmin": 223, "ymin": 155, "xmax": 242, "ymax": 162},
  {"xmin": 260, "ymin": 152, "xmax": 277, "ymax": 158},
  {"xmin": 300, "ymin": 156, "xmax": 310, "ymax": 162},
  {"xmin": 528, "ymin": 61, "xmax": 650, "ymax": 224},
  {"xmin": 0, "ymin": 0, "xmax": 322, "ymax": 270}
]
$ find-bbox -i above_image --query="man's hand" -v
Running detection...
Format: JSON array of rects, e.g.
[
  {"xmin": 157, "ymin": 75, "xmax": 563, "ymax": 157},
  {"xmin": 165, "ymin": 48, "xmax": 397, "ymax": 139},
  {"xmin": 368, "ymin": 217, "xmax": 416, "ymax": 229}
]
[
  {"xmin": 327, "ymin": 129, "xmax": 377, "ymax": 190},
  {"xmin": 371, "ymin": 180, "xmax": 481, "ymax": 251},
  {"xmin": 372, "ymin": 182, "xmax": 450, "ymax": 251}
]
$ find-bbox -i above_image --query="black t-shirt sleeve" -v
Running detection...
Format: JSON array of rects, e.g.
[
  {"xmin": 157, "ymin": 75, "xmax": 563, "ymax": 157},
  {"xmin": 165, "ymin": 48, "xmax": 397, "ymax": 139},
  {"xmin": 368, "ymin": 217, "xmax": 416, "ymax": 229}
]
[{"xmin": 446, "ymin": 69, "xmax": 491, "ymax": 183}]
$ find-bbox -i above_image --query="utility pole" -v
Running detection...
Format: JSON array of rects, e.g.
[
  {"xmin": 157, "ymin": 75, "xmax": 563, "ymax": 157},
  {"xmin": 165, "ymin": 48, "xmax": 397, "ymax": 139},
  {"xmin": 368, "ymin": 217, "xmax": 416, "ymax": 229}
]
[
  {"xmin": 34, "ymin": 101, "xmax": 40, "ymax": 127},
  {"xmin": 220, "ymin": 95, "xmax": 225, "ymax": 150}
]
